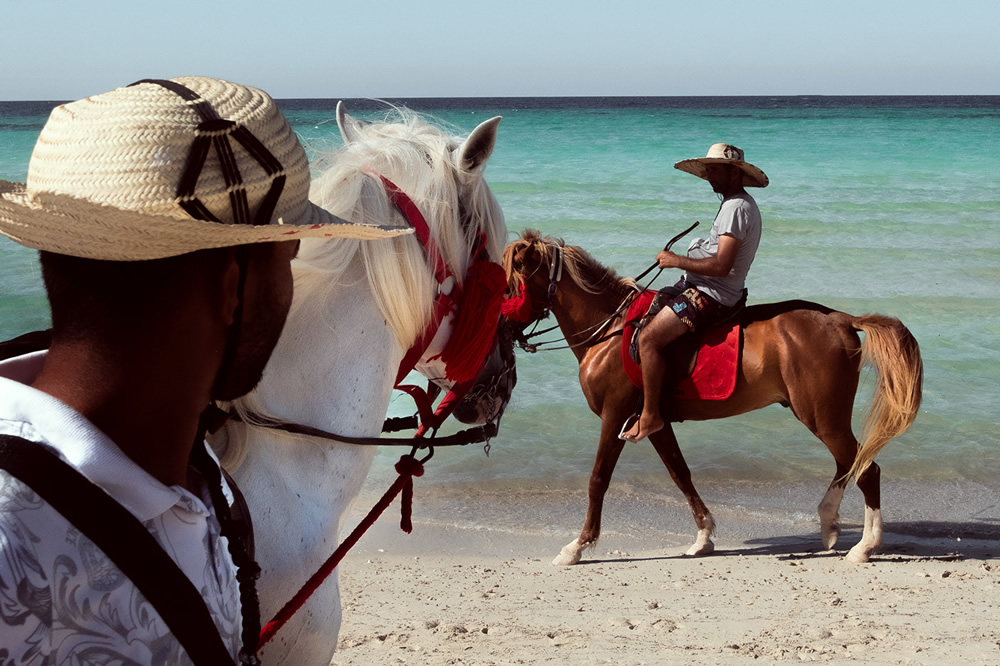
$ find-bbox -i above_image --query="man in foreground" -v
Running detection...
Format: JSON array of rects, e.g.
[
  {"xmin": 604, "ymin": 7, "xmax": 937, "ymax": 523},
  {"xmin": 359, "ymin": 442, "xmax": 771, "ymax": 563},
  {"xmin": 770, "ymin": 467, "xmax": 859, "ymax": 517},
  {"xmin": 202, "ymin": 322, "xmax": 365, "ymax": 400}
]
[{"xmin": 0, "ymin": 76, "xmax": 407, "ymax": 664}]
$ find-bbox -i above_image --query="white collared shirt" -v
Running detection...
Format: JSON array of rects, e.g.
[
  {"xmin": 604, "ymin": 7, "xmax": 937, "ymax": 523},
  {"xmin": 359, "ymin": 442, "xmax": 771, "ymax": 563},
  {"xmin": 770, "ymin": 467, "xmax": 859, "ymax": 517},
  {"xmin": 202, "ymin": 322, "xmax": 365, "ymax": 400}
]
[{"xmin": 0, "ymin": 351, "xmax": 242, "ymax": 664}]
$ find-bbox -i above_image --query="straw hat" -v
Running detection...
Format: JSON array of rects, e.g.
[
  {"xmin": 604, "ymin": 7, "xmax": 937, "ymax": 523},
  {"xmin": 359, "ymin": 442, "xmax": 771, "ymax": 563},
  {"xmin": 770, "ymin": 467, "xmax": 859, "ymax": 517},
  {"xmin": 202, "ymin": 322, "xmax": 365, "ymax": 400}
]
[
  {"xmin": 674, "ymin": 143, "xmax": 768, "ymax": 188},
  {"xmin": 0, "ymin": 77, "xmax": 411, "ymax": 261}
]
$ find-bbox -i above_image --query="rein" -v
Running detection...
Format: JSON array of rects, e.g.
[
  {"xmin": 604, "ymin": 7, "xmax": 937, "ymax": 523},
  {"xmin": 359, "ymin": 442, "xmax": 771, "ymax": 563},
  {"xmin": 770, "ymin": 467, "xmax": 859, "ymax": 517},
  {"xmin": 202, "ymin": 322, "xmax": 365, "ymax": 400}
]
[
  {"xmin": 514, "ymin": 288, "xmax": 639, "ymax": 354},
  {"xmin": 227, "ymin": 411, "xmax": 498, "ymax": 452}
]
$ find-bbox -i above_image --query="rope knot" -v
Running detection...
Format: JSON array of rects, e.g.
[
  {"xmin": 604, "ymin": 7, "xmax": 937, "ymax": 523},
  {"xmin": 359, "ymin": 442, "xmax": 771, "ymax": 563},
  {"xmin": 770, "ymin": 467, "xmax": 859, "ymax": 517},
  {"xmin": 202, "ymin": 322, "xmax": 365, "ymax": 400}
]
[
  {"xmin": 394, "ymin": 454, "xmax": 425, "ymax": 478},
  {"xmin": 394, "ymin": 454, "xmax": 425, "ymax": 534}
]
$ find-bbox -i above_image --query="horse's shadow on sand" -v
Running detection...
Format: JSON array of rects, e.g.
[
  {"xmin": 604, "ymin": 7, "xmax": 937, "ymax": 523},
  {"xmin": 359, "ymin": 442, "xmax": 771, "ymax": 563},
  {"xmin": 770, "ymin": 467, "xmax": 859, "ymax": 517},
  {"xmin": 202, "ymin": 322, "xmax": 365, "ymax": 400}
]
[{"xmin": 578, "ymin": 520, "xmax": 1000, "ymax": 565}]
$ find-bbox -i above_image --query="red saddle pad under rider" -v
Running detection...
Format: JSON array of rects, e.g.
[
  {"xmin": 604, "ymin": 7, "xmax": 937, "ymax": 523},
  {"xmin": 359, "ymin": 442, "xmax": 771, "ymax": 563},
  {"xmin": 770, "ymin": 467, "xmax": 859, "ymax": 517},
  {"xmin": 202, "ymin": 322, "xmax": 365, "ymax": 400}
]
[{"xmin": 622, "ymin": 290, "xmax": 741, "ymax": 401}]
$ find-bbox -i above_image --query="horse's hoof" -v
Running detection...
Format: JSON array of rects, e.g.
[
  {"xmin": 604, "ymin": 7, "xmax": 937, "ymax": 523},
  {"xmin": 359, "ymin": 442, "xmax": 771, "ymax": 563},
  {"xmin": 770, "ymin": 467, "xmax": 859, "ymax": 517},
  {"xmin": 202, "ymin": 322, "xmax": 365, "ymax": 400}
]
[
  {"xmin": 552, "ymin": 541, "xmax": 583, "ymax": 566},
  {"xmin": 821, "ymin": 526, "xmax": 841, "ymax": 550},
  {"xmin": 844, "ymin": 545, "xmax": 871, "ymax": 563},
  {"xmin": 685, "ymin": 541, "xmax": 715, "ymax": 557}
]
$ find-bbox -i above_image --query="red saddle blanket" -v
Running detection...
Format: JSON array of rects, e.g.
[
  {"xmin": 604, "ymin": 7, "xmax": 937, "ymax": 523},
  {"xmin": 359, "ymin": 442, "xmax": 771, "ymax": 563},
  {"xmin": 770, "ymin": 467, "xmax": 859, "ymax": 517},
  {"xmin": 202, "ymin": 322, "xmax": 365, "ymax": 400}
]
[{"xmin": 622, "ymin": 290, "xmax": 741, "ymax": 401}]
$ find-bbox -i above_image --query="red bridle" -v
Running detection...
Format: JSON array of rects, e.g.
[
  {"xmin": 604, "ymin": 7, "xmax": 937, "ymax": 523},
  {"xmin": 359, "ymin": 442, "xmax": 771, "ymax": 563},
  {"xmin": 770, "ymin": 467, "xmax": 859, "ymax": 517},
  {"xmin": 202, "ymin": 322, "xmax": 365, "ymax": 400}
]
[{"xmin": 378, "ymin": 174, "xmax": 505, "ymax": 436}]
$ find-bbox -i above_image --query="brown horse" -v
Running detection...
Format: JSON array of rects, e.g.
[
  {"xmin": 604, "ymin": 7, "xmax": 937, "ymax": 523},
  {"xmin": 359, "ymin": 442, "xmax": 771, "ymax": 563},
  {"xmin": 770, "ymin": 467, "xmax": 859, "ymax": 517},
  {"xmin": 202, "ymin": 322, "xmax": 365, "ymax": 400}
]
[{"xmin": 502, "ymin": 230, "xmax": 923, "ymax": 564}]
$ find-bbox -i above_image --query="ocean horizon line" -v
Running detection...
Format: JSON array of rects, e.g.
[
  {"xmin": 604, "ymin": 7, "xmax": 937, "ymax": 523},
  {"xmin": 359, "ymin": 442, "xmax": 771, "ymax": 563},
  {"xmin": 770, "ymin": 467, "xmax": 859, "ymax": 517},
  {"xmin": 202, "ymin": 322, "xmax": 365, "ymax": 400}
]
[{"xmin": 3, "ymin": 94, "xmax": 999, "ymax": 108}]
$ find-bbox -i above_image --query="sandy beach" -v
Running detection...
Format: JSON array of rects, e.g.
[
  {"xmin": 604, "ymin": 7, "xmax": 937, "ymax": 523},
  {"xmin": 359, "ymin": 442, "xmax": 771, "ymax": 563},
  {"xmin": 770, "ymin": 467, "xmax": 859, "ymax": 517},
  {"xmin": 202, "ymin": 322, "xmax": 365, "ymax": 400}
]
[{"xmin": 329, "ymin": 475, "xmax": 1000, "ymax": 665}]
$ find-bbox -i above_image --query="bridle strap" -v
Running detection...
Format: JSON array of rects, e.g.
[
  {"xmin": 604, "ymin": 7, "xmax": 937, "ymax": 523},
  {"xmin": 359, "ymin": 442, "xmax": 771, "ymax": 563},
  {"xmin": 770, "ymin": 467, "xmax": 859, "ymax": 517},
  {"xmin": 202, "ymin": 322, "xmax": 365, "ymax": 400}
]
[
  {"xmin": 376, "ymin": 174, "xmax": 494, "ymax": 439},
  {"xmin": 378, "ymin": 174, "xmax": 451, "ymax": 285},
  {"xmin": 375, "ymin": 173, "xmax": 458, "ymax": 387}
]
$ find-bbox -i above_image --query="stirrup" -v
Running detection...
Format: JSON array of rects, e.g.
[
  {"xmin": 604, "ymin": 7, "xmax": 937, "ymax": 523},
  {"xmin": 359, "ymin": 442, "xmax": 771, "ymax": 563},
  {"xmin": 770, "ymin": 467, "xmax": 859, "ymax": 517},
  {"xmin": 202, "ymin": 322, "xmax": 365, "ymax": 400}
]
[{"xmin": 618, "ymin": 413, "xmax": 640, "ymax": 441}]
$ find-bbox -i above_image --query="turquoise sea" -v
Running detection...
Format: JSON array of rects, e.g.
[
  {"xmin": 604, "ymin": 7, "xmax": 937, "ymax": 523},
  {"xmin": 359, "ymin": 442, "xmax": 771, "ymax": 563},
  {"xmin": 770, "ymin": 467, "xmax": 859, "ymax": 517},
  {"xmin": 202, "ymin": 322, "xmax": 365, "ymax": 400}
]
[{"xmin": 2, "ymin": 97, "xmax": 998, "ymax": 548}]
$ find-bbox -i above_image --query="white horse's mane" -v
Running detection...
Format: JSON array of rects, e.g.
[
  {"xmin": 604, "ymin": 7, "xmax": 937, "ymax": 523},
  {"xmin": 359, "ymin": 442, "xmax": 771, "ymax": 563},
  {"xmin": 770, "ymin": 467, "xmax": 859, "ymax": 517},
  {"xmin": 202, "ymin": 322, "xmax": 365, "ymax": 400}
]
[
  {"xmin": 223, "ymin": 107, "xmax": 505, "ymax": 463},
  {"xmin": 299, "ymin": 107, "xmax": 504, "ymax": 349}
]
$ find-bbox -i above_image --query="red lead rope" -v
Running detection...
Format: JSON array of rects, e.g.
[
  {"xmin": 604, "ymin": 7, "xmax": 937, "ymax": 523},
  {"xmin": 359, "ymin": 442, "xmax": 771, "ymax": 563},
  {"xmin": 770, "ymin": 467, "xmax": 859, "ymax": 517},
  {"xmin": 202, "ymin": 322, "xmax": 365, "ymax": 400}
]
[{"xmin": 258, "ymin": 453, "xmax": 425, "ymax": 648}]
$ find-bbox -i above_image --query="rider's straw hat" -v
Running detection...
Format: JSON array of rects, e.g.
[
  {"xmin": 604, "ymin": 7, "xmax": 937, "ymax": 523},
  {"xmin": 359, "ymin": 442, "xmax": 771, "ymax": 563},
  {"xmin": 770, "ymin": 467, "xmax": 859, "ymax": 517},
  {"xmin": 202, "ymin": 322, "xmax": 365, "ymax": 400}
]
[
  {"xmin": 674, "ymin": 143, "xmax": 768, "ymax": 188},
  {"xmin": 0, "ymin": 76, "xmax": 411, "ymax": 261}
]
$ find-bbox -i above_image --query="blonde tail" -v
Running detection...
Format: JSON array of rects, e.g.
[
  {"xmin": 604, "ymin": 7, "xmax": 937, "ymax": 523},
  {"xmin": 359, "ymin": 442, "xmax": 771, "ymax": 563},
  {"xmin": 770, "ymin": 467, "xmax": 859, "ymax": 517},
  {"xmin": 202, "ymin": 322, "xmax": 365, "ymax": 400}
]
[{"xmin": 848, "ymin": 315, "xmax": 923, "ymax": 481}]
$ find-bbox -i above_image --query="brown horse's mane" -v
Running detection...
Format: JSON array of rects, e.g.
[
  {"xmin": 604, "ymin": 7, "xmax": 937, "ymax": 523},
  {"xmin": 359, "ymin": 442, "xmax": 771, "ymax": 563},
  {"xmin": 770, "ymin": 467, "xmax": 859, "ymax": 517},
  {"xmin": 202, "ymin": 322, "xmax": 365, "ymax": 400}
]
[{"xmin": 505, "ymin": 230, "xmax": 637, "ymax": 301}]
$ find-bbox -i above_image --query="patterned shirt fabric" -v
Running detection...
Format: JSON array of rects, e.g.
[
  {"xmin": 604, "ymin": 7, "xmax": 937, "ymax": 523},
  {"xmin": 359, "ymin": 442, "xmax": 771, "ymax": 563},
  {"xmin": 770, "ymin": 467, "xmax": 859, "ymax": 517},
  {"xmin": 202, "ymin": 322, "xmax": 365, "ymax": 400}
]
[
  {"xmin": 682, "ymin": 192, "xmax": 762, "ymax": 307},
  {"xmin": 0, "ymin": 351, "xmax": 242, "ymax": 664}
]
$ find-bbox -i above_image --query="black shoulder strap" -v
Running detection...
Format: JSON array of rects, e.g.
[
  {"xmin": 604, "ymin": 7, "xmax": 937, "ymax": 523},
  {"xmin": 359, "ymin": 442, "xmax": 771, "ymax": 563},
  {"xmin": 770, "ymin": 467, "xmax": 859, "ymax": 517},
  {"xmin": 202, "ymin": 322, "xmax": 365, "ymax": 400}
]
[
  {"xmin": 0, "ymin": 434, "xmax": 236, "ymax": 666},
  {"xmin": 0, "ymin": 329, "xmax": 51, "ymax": 360}
]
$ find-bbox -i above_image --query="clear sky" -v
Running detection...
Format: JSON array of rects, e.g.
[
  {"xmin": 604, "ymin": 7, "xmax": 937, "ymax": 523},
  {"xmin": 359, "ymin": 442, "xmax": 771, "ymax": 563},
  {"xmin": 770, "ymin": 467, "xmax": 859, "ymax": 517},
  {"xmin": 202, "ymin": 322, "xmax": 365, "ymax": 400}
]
[{"xmin": 2, "ymin": 0, "xmax": 997, "ymax": 100}]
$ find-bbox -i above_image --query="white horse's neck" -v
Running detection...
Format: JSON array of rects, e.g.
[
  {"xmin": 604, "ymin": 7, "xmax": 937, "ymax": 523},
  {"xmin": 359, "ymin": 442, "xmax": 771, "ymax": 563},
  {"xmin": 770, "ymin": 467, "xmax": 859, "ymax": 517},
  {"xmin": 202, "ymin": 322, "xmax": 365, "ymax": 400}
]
[{"xmin": 219, "ymin": 255, "xmax": 403, "ymax": 664}]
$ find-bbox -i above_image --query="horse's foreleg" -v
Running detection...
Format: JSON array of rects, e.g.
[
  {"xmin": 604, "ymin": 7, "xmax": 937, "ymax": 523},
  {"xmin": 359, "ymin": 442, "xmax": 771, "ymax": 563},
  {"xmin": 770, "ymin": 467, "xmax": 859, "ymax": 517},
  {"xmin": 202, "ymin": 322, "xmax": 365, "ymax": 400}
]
[
  {"xmin": 553, "ymin": 416, "xmax": 628, "ymax": 566},
  {"xmin": 648, "ymin": 426, "xmax": 715, "ymax": 556},
  {"xmin": 846, "ymin": 462, "xmax": 883, "ymax": 563}
]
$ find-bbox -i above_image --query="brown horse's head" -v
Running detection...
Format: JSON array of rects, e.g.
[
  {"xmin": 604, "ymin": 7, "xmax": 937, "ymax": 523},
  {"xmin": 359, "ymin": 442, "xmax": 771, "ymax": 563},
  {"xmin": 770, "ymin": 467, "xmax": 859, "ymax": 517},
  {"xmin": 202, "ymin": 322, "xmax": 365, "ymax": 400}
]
[
  {"xmin": 502, "ymin": 229, "xmax": 635, "ymax": 326},
  {"xmin": 501, "ymin": 230, "xmax": 563, "ymax": 325}
]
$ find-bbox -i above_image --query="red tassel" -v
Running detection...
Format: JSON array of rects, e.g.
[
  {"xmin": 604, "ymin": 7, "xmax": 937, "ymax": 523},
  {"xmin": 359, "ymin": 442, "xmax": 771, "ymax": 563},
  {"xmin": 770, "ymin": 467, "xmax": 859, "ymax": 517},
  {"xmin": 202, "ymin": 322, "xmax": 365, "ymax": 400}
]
[
  {"xmin": 501, "ymin": 282, "xmax": 534, "ymax": 323},
  {"xmin": 434, "ymin": 259, "xmax": 507, "ymax": 383}
]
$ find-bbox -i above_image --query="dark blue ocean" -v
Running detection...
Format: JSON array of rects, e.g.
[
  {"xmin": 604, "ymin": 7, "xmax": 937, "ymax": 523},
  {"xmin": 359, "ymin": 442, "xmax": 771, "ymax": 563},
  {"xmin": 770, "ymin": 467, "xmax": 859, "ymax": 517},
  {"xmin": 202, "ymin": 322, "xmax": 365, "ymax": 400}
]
[{"xmin": 2, "ymin": 97, "xmax": 998, "ymax": 542}]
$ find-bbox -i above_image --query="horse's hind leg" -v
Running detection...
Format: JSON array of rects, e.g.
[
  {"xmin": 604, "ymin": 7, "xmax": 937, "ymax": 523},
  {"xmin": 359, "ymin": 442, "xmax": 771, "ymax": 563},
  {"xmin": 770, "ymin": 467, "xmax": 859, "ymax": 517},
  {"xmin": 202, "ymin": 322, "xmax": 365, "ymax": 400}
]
[
  {"xmin": 793, "ymin": 392, "xmax": 882, "ymax": 562},
  {"xmin": 648, "ymin": 426, "xmax": 715, "ymax": 556},
  {"xmin": 553, "ymin": 412, "xmax": 628, "ymax": 566},
  {"xmin": 846, "ymin": 462, "xmax": 882, "ymax": 563},
  {"xmin": 818, "ymin": 462, "xmax": 850, "ymax": 549}
]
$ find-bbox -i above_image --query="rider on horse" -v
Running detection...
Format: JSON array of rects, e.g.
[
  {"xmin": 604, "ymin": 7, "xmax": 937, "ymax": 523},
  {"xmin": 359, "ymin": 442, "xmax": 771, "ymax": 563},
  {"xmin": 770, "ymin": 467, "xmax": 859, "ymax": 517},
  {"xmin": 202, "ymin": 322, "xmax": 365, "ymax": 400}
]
[{"xmin": 620, "ymin": 143, "xmax": 768, "ymax": 443}]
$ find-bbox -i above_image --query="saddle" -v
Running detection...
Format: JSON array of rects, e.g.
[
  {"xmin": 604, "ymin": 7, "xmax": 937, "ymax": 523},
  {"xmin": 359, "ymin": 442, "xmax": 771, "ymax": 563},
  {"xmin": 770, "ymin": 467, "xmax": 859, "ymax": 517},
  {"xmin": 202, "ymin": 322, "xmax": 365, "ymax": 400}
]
[{"xmin": 622, "ymin": 289, "xmax": 743, "ymax": 401}]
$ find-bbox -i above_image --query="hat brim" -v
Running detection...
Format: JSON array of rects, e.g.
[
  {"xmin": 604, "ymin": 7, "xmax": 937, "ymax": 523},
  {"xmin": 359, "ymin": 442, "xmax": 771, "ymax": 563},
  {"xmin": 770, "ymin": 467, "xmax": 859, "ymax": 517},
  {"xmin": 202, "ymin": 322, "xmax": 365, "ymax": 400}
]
[
  {"xmin": 0, "ymin": 180, "xmax": 412, "ymax": 261},
  {"xmin": 674, "ymin": 158, "xmax": 769, "ymax": 188}
]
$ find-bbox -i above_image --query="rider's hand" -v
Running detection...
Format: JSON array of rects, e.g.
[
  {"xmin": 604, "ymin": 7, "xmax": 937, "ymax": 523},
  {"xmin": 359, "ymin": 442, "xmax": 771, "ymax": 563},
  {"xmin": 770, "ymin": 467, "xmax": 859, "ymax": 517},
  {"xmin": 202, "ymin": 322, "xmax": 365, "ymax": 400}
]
[{"xmin": 657, "ymin": 250, "xmax": 681, "ymax": 269}]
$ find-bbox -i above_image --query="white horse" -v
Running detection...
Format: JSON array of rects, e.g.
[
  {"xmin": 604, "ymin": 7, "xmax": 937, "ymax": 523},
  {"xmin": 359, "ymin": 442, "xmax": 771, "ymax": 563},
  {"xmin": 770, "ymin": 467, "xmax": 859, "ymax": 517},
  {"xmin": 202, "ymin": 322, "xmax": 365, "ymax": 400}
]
[{"xmin": 211, "ymin": 104, "xmax": 511, "ymax": 664}]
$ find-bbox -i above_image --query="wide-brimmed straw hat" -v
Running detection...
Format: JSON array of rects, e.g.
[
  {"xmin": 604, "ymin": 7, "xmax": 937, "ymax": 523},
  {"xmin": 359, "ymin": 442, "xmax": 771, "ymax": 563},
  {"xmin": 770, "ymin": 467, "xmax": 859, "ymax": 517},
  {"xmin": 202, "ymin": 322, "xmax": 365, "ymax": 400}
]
[
  {"xmin": 674, "ymin": 143, "xmax": 768, "ymax": 188},
  {"xmin": 0, "ymin": 76, "xmax": 412, "ymax": 261}
]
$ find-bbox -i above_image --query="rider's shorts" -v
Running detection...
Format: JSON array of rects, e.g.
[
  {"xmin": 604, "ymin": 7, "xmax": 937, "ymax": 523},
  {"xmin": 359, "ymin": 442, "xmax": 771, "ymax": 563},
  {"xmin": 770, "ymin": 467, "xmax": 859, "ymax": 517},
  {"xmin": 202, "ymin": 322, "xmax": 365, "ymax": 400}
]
[{"xmin": 649, "ymin": 280, "xmax": 719, "ymax": 332}]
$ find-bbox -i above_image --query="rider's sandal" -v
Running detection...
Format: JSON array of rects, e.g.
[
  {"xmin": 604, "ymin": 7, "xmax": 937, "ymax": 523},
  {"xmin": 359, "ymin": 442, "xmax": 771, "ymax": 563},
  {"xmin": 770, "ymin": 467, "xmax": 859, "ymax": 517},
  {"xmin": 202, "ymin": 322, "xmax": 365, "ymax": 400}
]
[{"xmin": 618, "ymin": 413, "xmax": 640, "ymax": 441}]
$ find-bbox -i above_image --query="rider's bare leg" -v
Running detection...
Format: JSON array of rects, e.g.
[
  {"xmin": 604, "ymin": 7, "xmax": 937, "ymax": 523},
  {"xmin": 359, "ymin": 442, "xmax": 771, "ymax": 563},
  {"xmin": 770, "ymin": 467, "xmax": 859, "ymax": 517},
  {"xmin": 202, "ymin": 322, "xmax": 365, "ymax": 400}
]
[{"xmin": 621, "ymin": 308, "xmax": 689, "ymax": 442}]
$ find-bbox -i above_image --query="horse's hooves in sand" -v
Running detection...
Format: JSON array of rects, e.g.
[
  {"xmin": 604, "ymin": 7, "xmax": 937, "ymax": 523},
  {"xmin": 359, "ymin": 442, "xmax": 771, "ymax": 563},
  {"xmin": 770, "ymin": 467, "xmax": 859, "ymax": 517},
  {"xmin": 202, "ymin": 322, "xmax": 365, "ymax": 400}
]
[
  {"xmin": 821, "ymin": 523, "xmax": 842, "ymax": 550},
  {"xmin": 552, "ymin": 539, "xmax": 585, "ymax": 566},
  {"xmin": 685, "ymin": 540, "xmax": 715, "ymax": 557},
  {"xmin": 845, "ymin": 545, "xmax": 874, "ymax": 564}
]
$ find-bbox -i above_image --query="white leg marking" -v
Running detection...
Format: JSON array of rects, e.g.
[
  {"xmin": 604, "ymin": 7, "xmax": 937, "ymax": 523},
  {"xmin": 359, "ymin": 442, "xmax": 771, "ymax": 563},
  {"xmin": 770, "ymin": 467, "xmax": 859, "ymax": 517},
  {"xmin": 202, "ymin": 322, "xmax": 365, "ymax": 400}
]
[
  {"xmin": 818, "ymin": 485, "xmax": 846, "ymax": 550},
  {"xmin": 685, "ymin": 514, "xmax": 716, "ymax": 557},
  {"xmin": 552, "ymin": 538, "xmax": 586, "ymax": 566},
  {"xmin": 846, "ymin": 506, "xmax": 883, "ymax": 563}
]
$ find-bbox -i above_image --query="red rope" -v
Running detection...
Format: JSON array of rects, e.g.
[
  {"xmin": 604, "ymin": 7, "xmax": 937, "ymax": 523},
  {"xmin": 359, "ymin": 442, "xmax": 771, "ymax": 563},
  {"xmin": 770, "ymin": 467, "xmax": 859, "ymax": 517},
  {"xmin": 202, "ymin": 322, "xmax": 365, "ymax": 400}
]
[{"xmin": 258, "ymin": 454, "xmax": 425, "ymax": 648}]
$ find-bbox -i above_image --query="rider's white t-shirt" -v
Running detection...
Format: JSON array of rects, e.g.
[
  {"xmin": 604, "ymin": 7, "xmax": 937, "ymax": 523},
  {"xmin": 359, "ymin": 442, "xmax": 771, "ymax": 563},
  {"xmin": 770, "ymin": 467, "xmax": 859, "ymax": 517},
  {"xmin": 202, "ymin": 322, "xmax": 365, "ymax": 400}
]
[{"xmin": 683, "ymin": 192, "xmax": 762, "ymax": 307}]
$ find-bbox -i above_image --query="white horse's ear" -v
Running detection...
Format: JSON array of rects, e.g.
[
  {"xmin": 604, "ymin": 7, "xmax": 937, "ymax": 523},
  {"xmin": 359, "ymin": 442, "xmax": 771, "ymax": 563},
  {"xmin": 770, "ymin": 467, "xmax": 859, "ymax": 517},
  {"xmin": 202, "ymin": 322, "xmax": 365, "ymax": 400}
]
[
  {"xmin": 336, "ymin": 101, "xmax": 364, "ymax": 144},
  {"xmin": 457, "ymin": 116, "xmax": 501, "ymax": 173}
]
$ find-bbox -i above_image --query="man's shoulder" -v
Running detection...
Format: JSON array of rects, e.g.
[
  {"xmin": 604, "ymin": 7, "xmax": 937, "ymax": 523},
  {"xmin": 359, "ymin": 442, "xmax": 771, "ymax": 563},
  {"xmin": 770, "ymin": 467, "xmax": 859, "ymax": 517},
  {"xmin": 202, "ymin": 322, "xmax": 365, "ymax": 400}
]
[{"xmin": 721, "ymin": 192, "xmax": 759, "ymax": 211}]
